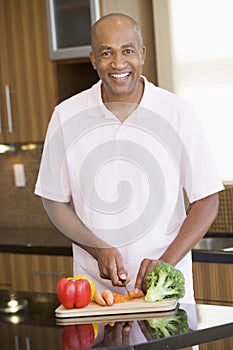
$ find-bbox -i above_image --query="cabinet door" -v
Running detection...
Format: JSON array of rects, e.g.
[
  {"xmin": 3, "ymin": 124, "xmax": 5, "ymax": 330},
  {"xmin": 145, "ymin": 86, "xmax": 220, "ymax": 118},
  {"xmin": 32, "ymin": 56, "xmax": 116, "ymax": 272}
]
[
  {"xmin": 46, "ymin": 0, "xmax": 100, "ymax": 60},
  {"xmin": 0, "ymin": 0, "xmax": 56, "ymax": 143},
  {"xmin": 0, "ymin": 1, "xmax": 7, "ymax": 142},
  {"xmin": 192, "ymin": 262, "xmax": 233, "ymax": 306},
  {"xmin": 199, "ymin": 337, "xmax": 233, "ymax": 350},
  {"xmin": 10, "ymin": 254, "xmax": 73, "ymax": 293},
  {"xmin": 0, "ymin": 253, "xmax": 12, "ymax": 289}
]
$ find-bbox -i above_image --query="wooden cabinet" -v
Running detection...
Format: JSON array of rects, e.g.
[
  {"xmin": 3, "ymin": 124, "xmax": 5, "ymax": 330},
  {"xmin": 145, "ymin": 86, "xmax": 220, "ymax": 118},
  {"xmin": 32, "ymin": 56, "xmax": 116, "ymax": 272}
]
[
  {"xmin": 0, "ymin": 0, "xmax": 56, "ymax": 143},
  {"xmin": 0, "ymin": 253, "xmax": 12, "ymax": 289},
  {"xmin": 192, "ymin": 262, "xmax": 233, "ymax": 306},
  {"xmin": 0, "ymin": 253, "xmax": 73, "ymax": 293},
  {"xmin": 11, "ymin": 254, "xmax": 73, "ymax": 293},
  {"xmin": 54, "ymin": 58, "xmax": 99, "ymax": 102},
  {"xmin": 199, "ymin": 337, "xmax": 233, "ymax": 350}
]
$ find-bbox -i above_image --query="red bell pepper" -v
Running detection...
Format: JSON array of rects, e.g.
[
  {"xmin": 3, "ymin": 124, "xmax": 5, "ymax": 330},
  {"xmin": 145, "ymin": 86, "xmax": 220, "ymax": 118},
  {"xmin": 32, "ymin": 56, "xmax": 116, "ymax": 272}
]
[
  {"xmin": 61, "ymin": 324, "xmax": 95, "ymax": 350},
  {"xmin": 57, "ymin": 277, "xmax": 91, "ymax": 309}
]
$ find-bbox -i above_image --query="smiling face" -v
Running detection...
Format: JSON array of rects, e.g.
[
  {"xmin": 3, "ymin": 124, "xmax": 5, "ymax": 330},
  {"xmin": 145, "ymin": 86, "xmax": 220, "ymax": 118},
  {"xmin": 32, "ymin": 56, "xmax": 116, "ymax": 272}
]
[{"xmin": 90, "ymin": 15, "xmax": 146, "ymax": 104}]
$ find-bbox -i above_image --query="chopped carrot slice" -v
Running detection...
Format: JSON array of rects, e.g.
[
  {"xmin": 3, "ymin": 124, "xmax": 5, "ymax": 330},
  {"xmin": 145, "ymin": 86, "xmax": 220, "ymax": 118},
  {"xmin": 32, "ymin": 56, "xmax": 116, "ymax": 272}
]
[
  {"xmin": 113, "ymin": 289, "xmax": 144, "ymax": 304},
  {"xmin": 113, "ymin": 293, "xmax": 128, "ymax": 304},
  {"xmin": 128, "ymin": 289, "xmax": 144, "ymax": 299}
]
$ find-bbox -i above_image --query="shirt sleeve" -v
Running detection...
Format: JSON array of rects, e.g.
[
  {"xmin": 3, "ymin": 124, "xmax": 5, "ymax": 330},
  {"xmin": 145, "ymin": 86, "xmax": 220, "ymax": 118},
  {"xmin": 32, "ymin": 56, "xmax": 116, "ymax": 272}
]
[
  {"xmin": 179, "ymin": 102, "xmax": 224, "ymax": 203},
  {"xmin": 34, "ymin": 108, "xmax": 71, "ymax": 202}
]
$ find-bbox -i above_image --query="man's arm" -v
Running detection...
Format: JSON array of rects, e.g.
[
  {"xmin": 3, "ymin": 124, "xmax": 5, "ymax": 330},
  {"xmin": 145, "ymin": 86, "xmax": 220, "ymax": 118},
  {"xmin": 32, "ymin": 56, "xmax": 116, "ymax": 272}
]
[
  {"xmin": 135, "ymin": 192, "xmax": 219, "ymax": 291},
  {"xmin": 41, "ymin": 198, "xmax": 128, "ymax": 286}
]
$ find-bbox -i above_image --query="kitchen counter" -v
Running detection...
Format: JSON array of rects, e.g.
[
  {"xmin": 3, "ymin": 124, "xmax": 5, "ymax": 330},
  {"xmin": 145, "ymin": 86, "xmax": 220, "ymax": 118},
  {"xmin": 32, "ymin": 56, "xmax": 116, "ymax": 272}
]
[
  {"xmin": 192, "ymin": 234, "xmax": 233, "ymax": 263},
  {"xmin": 0, "ymin": 227, "xmax": 72, "ymax": 256},
  {"xmin": 0, "ymin": 289, "xmax": 232, "ymax": 350},
  {"xmin": 0, "ymin": 228, "xmax": 233, "ymax": 263}
]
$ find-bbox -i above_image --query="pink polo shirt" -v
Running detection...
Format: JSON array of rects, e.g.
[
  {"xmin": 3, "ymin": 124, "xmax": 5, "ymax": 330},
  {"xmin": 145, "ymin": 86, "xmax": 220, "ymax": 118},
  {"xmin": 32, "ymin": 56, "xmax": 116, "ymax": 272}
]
[{"xmin": 35, "ymin": 76, "xmax": 223, "ymax": 303}]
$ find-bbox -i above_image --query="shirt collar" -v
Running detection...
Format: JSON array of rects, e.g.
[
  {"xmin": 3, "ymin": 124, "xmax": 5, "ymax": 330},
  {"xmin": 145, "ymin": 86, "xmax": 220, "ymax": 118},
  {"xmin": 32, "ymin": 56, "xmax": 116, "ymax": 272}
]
[{"xmin": 86, "ymin": 76, "xmax": 154, "ymax": 121}]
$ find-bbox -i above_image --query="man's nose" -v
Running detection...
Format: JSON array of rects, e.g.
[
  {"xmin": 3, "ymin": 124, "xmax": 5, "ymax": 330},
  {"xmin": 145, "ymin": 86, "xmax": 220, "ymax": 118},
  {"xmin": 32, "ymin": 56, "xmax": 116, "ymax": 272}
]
[{"xmin": 111, "ymin": 53, "xmax": 126, "ymax": 69}]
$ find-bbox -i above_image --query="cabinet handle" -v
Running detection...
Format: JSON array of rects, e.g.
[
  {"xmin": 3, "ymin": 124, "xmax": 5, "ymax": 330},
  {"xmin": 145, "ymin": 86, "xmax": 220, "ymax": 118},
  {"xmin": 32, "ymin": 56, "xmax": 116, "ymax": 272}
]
[
  {"xmin": 0, "ymin": 89, "xmax": 2, "ymax": 133},
  {"xmin": 25, "ymin": 336, "xmax": 31, "ymax": 350},
  {"xmin": 14, "ymin": 335, "xmax": 19, "ymax": 350},
  {"xmin": 5, "ymin": 84, "xmax": 13, "ymax": 133},
  {"xmin": 30, "ymin": 270, "xmax": 65, "ymax": 277}
]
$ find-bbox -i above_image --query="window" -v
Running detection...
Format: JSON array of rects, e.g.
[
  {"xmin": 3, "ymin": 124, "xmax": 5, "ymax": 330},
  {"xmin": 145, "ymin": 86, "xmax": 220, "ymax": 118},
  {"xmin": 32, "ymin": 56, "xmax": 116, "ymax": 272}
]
[{"xmin": 153, "ymin": 0, "xmax": 233, "ymax": 182}]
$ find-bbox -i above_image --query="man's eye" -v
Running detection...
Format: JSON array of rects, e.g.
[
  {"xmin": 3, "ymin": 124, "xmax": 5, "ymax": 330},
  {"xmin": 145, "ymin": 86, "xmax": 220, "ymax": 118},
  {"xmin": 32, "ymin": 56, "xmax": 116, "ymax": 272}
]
[
  {"xmin": 101, "ymin": 51, "xmax": 111, "ymax": 57},
  {"xmin": 124, "ymin": 49, "xmax": 134, "ymax": 54}
]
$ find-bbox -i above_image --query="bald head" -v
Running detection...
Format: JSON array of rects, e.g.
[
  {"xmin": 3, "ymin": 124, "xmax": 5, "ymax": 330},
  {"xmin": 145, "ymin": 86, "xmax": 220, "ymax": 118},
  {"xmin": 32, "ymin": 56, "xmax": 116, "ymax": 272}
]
[{"xmin": 91, "ymin": 13, "xmax": 143, "ymax": 49}]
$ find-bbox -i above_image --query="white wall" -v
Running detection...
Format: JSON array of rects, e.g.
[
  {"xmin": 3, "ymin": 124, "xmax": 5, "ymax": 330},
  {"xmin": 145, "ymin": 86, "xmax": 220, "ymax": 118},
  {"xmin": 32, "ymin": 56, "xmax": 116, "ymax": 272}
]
[{"xmin": 153, "ymin": 0, "xmax": 233, "ymax": 182}]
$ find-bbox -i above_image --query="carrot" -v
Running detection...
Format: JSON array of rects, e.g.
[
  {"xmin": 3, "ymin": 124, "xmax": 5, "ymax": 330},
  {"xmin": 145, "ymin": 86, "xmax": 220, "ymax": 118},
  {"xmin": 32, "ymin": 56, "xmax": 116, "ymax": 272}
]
[
  {"xmin": 128, "ymin": 289, "xmax": 144, "ymax": 299},
  {"xmin": 95, "ymin": 289, "xmax": 144, "ymax": 306},
  {"xmin": 113, "ymin": 289, "xmax": 144, "ymax": 303},
  {"xmin": 113, "ymin": 293, "xmax": 128, "ymax": 304},
  {"xmin": 94, "ymin": 290, "xmax": 106, "ymax": 306},
  {"xmin": 102, "ymin": 290, "xmax": 114, "ymax": 306}
]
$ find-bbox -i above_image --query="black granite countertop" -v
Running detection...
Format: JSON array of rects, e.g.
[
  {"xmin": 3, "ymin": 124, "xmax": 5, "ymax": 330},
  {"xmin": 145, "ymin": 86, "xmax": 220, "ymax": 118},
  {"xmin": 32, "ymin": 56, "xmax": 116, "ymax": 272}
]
[
  {"xmin": 0, "ymin": 227, "xmax": 72, "ymax": 256},
  {"xmin": 192, "ymin": 233, "xmax": 233, "ymax": 263},
  {"xmin": 0, "ymin": 289, "xmax": 232, "ymax": 350}
]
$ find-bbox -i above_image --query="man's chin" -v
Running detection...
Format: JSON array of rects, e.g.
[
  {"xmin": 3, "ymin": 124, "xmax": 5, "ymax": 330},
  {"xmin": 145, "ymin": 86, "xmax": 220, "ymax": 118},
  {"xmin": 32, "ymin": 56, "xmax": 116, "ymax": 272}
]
[
  {"xmin": 101, "ymin": 80, "xmax": 136, "ymax": 101},
  {"xmin": 107, "ymin": 86, "xmax": 135, "ymax": 98}
]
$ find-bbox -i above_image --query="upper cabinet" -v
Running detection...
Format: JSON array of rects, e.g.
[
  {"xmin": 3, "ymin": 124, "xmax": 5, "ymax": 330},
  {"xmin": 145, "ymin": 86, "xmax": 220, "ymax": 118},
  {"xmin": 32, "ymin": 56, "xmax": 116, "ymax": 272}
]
[
  {"xmin": 0, "ymin": 0, "xmax": 56, "ymax": 143},
  {"xmin": 45, "ymin": 0, "xmax": 100, "ymax": 60}
]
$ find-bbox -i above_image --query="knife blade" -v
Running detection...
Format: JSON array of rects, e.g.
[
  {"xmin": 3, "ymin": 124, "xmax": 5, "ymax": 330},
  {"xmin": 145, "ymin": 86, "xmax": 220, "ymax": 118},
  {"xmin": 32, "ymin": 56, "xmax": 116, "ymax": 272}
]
[{"xmin": 119, "ymin": 278, "xmax": 130, "ymax": 296}]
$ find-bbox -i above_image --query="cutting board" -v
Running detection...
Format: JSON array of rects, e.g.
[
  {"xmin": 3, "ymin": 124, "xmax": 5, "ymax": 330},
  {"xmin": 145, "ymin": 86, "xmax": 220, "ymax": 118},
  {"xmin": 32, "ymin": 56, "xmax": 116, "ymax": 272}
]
[{"xmin": 55, "ymin": 298, "xmax": 178, "ymax": 321}]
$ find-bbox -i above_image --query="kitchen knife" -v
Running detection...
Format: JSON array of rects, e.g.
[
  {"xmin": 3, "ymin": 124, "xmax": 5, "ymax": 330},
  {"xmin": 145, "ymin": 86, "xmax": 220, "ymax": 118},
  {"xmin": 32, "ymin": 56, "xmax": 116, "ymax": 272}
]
[{"xmin": 119, "ymin": 278, "xmax": 130, "ymax": 296}]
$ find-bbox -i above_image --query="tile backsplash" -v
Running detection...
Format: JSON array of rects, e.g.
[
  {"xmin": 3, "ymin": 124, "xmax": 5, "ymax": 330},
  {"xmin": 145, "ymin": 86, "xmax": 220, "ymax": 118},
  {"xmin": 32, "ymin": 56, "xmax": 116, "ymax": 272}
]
[
  {"xmin": 0, "ymin": 145, "xmax": 232, "ymax": 233},
  {"xmin": 209, "ymin": 185, "xmax": 233, "ymax": 233},
  {"xmin": 0, "ymin": 144, "xmax": 51, "ymax": 228}
]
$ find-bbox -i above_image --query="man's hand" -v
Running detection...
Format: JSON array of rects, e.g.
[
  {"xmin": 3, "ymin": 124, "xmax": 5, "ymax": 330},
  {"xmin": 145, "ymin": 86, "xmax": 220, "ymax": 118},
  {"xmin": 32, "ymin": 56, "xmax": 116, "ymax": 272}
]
[
  {"xmin": 93, "ymin": 246, "xmax": 130, "ymax": 287},
  {"xmin": 96, "ymin": 322, "xmax": 132, "ymax": 347},
  {"xmin": 134, "ymin": 258, "xmax": 163, "ymax": 293}
]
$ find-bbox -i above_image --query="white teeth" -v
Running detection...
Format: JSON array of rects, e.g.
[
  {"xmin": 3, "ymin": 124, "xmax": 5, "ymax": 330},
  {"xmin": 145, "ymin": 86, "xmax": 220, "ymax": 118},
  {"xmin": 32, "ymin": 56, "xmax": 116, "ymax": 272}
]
[{"xmin": 111, "ymin": 73, "xmax": 129, "ymax": 79}]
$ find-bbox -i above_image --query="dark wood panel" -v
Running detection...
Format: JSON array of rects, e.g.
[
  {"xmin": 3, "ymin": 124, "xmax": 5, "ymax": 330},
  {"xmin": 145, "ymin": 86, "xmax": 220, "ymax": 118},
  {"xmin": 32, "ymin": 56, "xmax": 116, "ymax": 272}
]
[
  {"xmin": 0, "ymin": 0, "xmax": 56, "ymax": 142},
  {"xmin": 193, "ymin": 262, "xmax": 233, "ymax": 304},
  {"xmin": 10, "ymin": 254, "xmax": 73, "ymax": 293}
]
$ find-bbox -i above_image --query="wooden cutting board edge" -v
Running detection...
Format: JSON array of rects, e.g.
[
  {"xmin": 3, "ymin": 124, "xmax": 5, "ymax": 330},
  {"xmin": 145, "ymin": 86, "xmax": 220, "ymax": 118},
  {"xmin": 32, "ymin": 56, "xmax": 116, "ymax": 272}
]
[
  {"xmin": 55, "ymin": 298, "xmax": 178, "ymax": 320},
  {"xmin": 56, "ymin": 307, "xmax": 178, "ymax": 325}
]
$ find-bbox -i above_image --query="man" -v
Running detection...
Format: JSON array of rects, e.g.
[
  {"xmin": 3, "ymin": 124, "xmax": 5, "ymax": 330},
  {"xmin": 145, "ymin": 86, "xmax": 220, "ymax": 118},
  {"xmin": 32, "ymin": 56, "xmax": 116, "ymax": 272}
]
[{"xmin": 35, "ymin": 13, "xmax": 223, "ymax": 303}]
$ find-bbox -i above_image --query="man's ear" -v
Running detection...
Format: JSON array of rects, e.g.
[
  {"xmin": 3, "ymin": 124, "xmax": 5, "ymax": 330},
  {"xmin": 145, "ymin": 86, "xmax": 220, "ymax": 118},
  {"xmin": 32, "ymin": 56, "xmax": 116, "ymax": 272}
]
[
  {"xmin": 89, "ymin": 51, "xmax": 96, "ymax": 70},
  {"xmin": 141, "ymin": 46, "xmax": 146, "ymax": 65}
]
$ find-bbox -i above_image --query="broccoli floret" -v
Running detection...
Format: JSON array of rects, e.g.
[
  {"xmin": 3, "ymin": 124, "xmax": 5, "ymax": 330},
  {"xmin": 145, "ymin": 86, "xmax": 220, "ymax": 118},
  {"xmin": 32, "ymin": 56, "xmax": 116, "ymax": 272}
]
[
  {"xmin": 145, "ymin": 262, "xmax": 185, "ymax": 302},
  {"xmin": 148, "ymin": 309, "xmax": 189, "ymax": 338}
]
